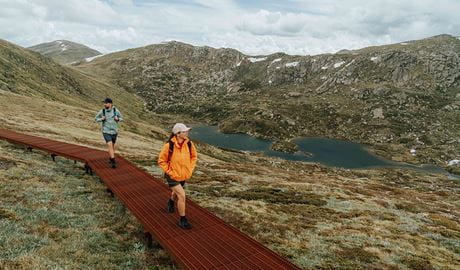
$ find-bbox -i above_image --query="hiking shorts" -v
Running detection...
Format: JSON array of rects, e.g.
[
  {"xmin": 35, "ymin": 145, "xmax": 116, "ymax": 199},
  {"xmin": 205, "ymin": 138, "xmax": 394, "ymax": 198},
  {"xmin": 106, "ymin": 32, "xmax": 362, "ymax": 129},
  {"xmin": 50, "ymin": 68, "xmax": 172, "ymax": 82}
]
[
  {"xmin": 165, "ymin": 174, "xmax": 185, "ymax": 188},
  {"xmin": 103, "ymin": 133, "xmax": 118, "ymax": 144}
]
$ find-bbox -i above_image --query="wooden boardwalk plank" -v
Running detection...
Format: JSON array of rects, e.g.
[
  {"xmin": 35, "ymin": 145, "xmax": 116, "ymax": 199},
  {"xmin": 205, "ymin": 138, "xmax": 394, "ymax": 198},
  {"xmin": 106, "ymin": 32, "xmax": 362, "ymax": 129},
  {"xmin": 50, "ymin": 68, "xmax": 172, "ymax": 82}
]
[{"xmin": 0, "ymin": 128, "xmax": 301, "ymax": 270}]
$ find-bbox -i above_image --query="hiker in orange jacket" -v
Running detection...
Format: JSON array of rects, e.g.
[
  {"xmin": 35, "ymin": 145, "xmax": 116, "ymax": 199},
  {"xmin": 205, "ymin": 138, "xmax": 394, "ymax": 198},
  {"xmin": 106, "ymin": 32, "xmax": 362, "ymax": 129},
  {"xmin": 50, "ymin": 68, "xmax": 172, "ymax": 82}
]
[{"xmin": 158, "ymin": 123, "xmax": 197, "ymax": 229}]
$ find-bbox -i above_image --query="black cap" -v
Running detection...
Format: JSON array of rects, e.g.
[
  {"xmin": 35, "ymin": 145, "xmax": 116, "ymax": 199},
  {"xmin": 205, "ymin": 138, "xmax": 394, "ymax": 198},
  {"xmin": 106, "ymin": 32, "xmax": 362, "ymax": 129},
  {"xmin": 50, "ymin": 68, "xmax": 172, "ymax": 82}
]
[{"xmin": 103, "ymin": 98, "xmax": 113, "ymax": 104}]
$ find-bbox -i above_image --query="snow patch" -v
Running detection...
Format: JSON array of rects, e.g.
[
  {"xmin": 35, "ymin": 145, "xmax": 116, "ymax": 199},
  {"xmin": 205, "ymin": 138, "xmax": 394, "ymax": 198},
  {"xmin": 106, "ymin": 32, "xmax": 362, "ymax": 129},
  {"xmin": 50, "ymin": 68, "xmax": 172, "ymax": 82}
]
[
  {"xmin": 370, "ymin": 56, "xmax": 379, "ymax": 62},
  {"xmin": 321, "ymin": 66, "xmax": 328, "ymax": 70},
  {"xmin": 271, "ymin": 58, "xmax": 282, "ymax": 64},
  {"xmin": 248, "ymin": 57, "xmax": 267, "ymax": 63},
  {"xmin": 334, "ymin": 61, "xmax": 345, "ymax": 68},
  {"xmin": 345, "ymin": 59, "xmax": 356, "ymax": 67},
  {"xmin": 448, "ymin": 160, "xmax": 460, "ymax": 166},
  {"xmin": 410, "ymin": 149, "xmax": 416, "ymax": 155},
  {"xmin": 285, "ymin": 61, "xmax": 299, "ymax": 67},
  {"xmin": 236, "ymin": 60, "xmax": 242, "ymax": 67},
  {"xmin": 400, "ymin": 42, "xmax": 408, "ymax": 45},
  {"xmin": 59, "ymin": 43, "xmax": 68, "ymax": 51},
  {"xmin": 85, "ymin": 55, "xmax": 103, "ymax": 62}
]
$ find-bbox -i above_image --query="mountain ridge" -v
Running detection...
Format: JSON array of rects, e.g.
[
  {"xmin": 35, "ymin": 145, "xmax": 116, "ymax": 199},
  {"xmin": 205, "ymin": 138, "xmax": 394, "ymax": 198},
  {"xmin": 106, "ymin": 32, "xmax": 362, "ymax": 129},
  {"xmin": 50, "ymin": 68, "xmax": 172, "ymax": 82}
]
[
  {"xmin": 0, "ymin": 36, "xmax": 459, "ymax": 270},
  {"xmin": 28, "ymin": 40, "xmax": 101, "ymax": 65},
  {"xmin": 75, "ymin": 34, "xmax": 460, "ymax": 171}
]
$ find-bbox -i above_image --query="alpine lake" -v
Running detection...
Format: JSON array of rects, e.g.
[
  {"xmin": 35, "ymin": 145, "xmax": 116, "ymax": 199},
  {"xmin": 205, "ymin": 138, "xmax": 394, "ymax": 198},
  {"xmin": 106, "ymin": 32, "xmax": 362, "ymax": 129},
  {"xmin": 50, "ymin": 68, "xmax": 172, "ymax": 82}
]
[{"xmin": 190, "ymin": 125, "xmax": 458, "ymax": 179}]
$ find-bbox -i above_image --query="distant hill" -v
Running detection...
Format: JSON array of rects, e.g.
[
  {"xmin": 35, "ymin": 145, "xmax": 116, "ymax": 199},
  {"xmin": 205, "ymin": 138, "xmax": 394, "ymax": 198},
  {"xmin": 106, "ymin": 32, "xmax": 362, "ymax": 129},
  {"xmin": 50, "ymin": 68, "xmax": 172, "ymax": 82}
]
[
  {"xmin": 0, "ymin": 38, "xmax": 459, "ymax": 270},
  {"xmin": 28, "ymin": 40, "xmax": 101, "ymax": 65},
  {"xmin": 75, "ymin": 35, "xmax": 460, "ymax": 169},
  {"xmin": 0, "ymin": 38, "xmax": 144, "ymax": 115}
]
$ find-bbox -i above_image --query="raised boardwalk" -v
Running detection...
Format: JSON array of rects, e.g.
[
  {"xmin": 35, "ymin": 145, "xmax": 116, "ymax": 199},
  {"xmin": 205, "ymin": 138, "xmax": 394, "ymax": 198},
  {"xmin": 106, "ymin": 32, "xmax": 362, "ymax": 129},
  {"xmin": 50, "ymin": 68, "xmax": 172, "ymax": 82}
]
[{"xmin": 0, "ymin": 129, "xmax": 301, "ymax": 270}]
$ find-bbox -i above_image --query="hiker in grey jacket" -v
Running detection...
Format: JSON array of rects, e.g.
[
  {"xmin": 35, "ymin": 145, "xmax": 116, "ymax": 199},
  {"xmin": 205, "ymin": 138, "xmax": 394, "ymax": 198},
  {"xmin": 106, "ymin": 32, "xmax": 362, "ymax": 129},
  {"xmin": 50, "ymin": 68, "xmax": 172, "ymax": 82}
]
[{"xmin": 95, "ymin": 98, "xmax": 123, "ymax": 168}]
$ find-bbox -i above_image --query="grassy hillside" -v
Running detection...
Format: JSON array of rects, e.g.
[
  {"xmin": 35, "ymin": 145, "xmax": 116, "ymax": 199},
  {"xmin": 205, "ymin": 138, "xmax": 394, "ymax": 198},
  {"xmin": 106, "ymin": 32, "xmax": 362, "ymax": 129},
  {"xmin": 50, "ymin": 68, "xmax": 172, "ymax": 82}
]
[
  {"xmin": 75, "ymin": 35, "xmax": 460, "ymax": 169},
  {"xmin": 0, "ymin": 39, "xmax": 146, "ymax": 115},
  {"xmin": 0, "ymin": 140, "xmax": 175, "ymax": 270},
  {"xmin": 0, "ymin": 37, "xmax": 459, "ymax": 269},
  {"xmin": 1, "ymin": 127, "xmax": 459, "ymax": 269}
]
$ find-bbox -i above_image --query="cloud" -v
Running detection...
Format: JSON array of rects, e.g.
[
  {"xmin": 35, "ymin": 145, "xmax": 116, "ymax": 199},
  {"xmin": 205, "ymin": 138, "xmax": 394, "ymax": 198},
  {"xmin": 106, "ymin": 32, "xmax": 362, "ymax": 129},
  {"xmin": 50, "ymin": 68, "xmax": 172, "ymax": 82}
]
[
  {"xmin": 230, "ymin": 0, "xmax": 460, "ymax": 54},
  {"xmin": 236, "ymin": 10, "xmax": 310, "ymax": 36},
  {"xmin": 0, "ymin": 0, "xmax": 459, "ymax": 55},
  {"xmin": 36, "ymin": 0, "xmax": 120, "ymax": 26}
]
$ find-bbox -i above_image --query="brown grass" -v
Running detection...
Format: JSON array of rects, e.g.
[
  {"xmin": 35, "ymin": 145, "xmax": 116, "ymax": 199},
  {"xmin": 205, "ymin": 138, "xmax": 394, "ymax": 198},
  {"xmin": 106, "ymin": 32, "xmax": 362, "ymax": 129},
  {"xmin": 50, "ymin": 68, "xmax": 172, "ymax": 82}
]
[{"xmin": 1, "ymin": 90, "xmax": 459, "ymax": 269}]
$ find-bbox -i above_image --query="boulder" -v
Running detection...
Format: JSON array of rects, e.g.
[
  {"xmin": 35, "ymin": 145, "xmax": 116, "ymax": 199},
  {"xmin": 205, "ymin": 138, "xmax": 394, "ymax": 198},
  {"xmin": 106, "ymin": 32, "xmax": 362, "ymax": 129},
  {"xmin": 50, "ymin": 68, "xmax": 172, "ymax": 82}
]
[
  {"xmin": 372, "ymin": 108, "xmax": 385, "ymax": 119},
  {"xmin": 287, "ymin": 91, "xmax": 302, "ymax": 98}
]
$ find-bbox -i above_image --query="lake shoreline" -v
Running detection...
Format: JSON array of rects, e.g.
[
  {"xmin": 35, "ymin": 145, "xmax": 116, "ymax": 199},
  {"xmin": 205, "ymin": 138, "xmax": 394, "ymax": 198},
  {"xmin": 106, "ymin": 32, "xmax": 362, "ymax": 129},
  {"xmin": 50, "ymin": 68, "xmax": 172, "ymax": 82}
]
[{"xmin": 190, "ymin": 124, "xmax": 459, "ymax": 179}]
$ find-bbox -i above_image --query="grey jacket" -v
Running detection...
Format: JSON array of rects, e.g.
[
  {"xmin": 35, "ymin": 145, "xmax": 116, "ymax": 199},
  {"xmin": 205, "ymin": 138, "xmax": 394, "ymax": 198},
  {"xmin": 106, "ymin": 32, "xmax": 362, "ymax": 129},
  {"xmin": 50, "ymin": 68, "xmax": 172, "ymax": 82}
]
[{"xmin": 95, "ymin": 107, "xmax": 123, "ymax": 135}]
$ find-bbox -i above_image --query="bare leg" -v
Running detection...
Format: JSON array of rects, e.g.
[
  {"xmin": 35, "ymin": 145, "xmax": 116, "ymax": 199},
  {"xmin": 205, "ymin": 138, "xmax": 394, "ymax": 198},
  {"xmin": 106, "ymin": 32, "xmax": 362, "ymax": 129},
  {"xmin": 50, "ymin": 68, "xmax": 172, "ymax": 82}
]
[
  {"xmin": 107, "ymin": 142, "xmax": 114, "ymax": 159},
  {"xmin": 171, "ymin": 185, "xmax": 186, "ymax": 216},
  {"xmin": 171, "ymin": 191, "xmax": 177, "ymax": 201}
]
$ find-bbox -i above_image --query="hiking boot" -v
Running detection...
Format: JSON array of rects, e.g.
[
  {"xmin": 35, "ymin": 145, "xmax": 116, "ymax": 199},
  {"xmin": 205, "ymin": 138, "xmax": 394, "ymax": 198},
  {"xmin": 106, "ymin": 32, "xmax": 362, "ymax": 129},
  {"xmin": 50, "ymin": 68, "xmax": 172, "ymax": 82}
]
[
  {"xmin": 110, "ymin": 158, "xmax": 116, "ymax": 169},
  {"xmin": 178, "ymin": 216, "xmax": 192, "ymax": 229},
  {"xmin": 167, "ymin": 199, "xmax": 175, "ymax": 213}
]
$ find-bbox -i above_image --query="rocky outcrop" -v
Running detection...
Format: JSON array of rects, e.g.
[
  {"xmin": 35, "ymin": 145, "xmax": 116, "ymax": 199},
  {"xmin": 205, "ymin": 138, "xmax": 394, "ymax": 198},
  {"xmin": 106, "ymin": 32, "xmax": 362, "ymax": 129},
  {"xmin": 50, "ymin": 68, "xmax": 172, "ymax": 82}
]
[{"xmin": 76, "ymin": 35, "xmax": 460, "ymax": 168}]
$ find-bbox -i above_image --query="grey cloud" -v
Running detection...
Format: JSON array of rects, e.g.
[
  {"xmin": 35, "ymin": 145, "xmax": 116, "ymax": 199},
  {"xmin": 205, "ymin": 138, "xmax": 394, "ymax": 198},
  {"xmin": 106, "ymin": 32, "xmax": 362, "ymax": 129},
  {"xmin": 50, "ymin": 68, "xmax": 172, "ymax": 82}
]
[
  {"xmin": 0, "ymin": 0, "xmax": 459, "ymax": 56},
  {"xmin": 35, "ymin": 0, "xmax": 121, "ymax": 26},
  {"xmin": 236, "ymin": 10, "xmax": 310, "ymax": 37}
]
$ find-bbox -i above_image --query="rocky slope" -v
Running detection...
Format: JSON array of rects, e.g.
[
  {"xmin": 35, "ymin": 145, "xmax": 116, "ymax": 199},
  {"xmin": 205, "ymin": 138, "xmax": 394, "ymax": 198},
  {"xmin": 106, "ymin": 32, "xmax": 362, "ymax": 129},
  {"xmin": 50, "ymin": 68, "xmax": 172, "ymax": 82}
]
[
  {"xmin": 0, "ymin": 37, "xmax": 459, "ymax": 269},
  {"xmin": 76, "ymin": 35, "xmax": 460, "ymax": 170},
  {"xmin": 28, "ymin": 40, "xmax": 101, "ymax": 65}
]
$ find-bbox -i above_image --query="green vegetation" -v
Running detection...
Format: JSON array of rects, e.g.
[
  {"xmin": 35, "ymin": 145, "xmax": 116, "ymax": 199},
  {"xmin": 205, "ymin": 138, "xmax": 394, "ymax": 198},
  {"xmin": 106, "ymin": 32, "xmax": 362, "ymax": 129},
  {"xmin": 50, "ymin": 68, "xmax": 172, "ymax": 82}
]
[
  {"xmin": 0, "ymin": 141, "xmax": 175, "ymax": 270},
  {"xmin": 0, "ymin": 35, "xmax": 459, "ymax": 269},
  {"xmin": 183, "ymin": 158, "xmax": 460, "ymax": 270},
  {"xmin": 223, "ymin": 187, "xmax": 326, "ymax": 206},
  {"xmin": 74, "ymin": 35, "xmax": 460, "ymax": 169}
]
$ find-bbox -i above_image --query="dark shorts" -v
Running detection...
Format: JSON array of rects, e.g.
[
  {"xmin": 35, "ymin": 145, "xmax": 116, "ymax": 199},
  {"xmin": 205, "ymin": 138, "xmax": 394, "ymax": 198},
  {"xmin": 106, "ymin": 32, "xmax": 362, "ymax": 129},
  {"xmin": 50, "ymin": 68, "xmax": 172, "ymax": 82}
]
[
  {"xmin": 103, "ymin": 133, "xmax": 118, "ymax": 144},
  {"xmin": 165, "ymin": 174, "xmax": 185, "ymax": 188}
]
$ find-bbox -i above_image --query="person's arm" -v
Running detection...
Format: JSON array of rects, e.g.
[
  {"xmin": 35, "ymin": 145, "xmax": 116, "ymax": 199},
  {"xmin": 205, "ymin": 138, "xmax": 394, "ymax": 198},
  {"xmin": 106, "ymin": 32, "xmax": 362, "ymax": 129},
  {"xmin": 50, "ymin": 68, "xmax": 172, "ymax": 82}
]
[
  {"xmin": 115, "ymin": 108, "xmax": 123, "ymax": 122},
  {"xmin": 95, "ymin": 110, "xmax": 105, "ymax": 122},
  {"xmin": 190, "ymin": 142, "xmax": 198, "ymax": 172},
  {"xmin": 158, "ymin": 143, "xmax": 172, "ymax": 174}
]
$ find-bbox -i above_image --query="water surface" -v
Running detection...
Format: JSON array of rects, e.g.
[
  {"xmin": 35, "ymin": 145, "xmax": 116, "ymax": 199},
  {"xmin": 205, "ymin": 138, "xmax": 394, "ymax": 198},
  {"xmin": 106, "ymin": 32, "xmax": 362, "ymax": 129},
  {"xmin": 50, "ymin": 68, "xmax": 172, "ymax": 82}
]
[{"xmin": 190, "ymin": 125, "xmax": 456, "ymax": 177}]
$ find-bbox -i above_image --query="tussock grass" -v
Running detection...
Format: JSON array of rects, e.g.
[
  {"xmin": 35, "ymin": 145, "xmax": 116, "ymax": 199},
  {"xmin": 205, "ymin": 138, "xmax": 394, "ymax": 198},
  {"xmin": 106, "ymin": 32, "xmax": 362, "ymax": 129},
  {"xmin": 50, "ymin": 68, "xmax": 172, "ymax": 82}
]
[
  {"xmin": 0, "ymin": 158, "xmax": 15, "ymax": 170},
  {"xmin": 187, "ymin": 157, "xmax": 460, "ymax": 269},
  {"xmin": 223, "ymin": 187, "xmax": 327, "ymax": 206},
  {"xmin": 0, "ymin": 90, "xmax": 459, "ymax": 269},
  {"xmin": 0, "ymin": 141, "xmax": 175, "ymax": 270}
]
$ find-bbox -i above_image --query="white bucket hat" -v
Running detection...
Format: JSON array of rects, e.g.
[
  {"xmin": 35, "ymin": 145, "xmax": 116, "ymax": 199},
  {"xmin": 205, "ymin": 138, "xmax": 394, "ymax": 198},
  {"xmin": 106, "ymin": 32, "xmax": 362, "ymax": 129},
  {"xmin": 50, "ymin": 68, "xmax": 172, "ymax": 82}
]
[{"xmin": 172, "ymin": 123, "xmax": 191, "ymax": 134}]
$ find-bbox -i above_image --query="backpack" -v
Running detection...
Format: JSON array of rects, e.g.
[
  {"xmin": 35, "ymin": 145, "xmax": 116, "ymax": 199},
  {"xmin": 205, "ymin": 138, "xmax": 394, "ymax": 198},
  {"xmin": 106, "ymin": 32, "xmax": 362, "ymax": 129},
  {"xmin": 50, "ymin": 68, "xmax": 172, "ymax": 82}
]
[
  {"xmin": 102, "ymin": 107, "xmax": 117, "ymax": 122},
  {"xmin": 167, "ymin": 140, "xmax": 192, "ymax": 162}
]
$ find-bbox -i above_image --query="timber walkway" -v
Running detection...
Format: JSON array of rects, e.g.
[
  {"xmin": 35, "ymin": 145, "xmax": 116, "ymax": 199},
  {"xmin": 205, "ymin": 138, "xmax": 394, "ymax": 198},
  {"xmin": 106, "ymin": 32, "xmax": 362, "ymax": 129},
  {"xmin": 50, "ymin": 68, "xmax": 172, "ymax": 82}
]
[{"xmin": 0, "ymin": 129, "xmax": 300, "ymax": 270}]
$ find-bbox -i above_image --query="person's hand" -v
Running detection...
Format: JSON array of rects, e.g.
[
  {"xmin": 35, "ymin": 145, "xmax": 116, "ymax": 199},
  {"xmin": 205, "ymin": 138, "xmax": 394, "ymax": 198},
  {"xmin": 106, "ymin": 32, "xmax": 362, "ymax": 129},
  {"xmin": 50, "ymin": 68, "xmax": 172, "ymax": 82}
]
[
  {"xmin": 114, "ymin": 116, "xmax": 119, "ymax": 121},
  {"xmin": 101, "ymin": 116, "xmax": 106, "ymax": 121}
]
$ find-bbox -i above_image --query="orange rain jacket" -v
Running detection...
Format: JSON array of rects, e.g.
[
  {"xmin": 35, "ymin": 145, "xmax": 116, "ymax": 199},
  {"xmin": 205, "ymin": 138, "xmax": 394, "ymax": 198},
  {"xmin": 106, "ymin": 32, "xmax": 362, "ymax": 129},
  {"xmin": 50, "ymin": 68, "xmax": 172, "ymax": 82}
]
[{"xmin": 158, "ymin": 137, "xmax": 198, "ymax": 181}]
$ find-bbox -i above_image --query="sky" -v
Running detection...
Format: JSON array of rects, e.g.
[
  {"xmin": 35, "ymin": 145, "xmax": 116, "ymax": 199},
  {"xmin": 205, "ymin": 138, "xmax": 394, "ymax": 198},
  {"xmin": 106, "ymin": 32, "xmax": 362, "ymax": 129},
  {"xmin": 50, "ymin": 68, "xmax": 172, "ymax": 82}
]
[{"xmin": 1, "ymin": 0, "xmax": 459, "ymax": 56}]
